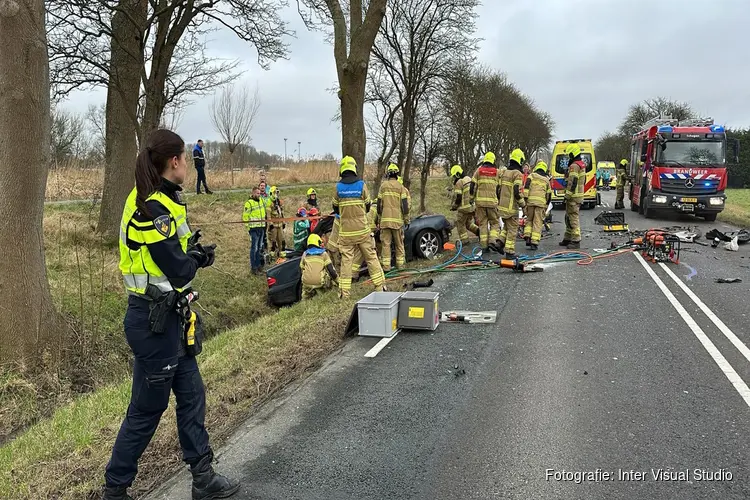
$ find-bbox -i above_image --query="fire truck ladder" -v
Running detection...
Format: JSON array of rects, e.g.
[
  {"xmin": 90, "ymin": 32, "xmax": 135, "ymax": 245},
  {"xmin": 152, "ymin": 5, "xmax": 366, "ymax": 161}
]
[{"xmin": 643, "ymin": 116, "xmax": 715, "ymax": 128}]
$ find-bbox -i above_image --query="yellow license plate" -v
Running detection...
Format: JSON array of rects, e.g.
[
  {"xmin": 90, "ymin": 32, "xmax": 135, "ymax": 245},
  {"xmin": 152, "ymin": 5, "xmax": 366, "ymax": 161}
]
[{"xmin": 681, "ymin": 197, "xmax": 697, "ymax": 203}]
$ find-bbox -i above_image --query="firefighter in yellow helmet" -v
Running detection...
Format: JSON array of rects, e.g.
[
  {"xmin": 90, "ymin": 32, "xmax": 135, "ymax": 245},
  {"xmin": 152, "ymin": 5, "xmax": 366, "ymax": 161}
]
[
  {"xmin": 560, "ymin": 143, "xmax": 586, "ymax": 249},
  {"xmin": 305, "ymin": 187, "xmax": 318, "ymax": 211},
  {"xmin": 449, "ymin": 164, "xmax": 480, "ymax": 244},
  {"xmin": 522, "ymin": 161, "xmax": 552, "ymax": 250},
  {"xmin": 300, "ymin": 234, "xmax": 338, "ymax": 299},
  {"xmin": 376, "ymin": 163, "xmax": 410, "ymax": 271},
  {"xmin": 614, "ymin": 158, "xmax": 629, "ymax": 209},
  {"xmin": 267, "ymin": 185, "xmax": 285, "ymax": 258},
  {"xmin": 470, "ymin": 151, "xmax": 501, "ymax": 251},
  {"xmin": 497, "ymin": 148, "xmax": 527, "ymax": 257},
  {"xmin": 332, "ymin": 156, "xmax": 386, "ymax": 298}
]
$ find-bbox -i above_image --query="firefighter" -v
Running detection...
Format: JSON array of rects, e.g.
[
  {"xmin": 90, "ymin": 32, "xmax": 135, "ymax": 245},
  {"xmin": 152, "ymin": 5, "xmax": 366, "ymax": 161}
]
[
  {"xmin": 523, "ymin": 161, "xmax": 552, "ymax": 250},
  {"xmin": 449, "ymin": 164, "xmax": 480, "ymax": 244},
  {"xmin": 497, "ymin": 149, "xmax": 527, "ymax": 257},
  {"xmin": 615, "ymin": 159, "xmax": 629, "ymax": 209},
  {"xmin": 560, "ymin": 144, "xmax": 586, "ymax": 249},
  {"xmin": 333, "ymin": 156, "xmax": 386, "ymax": 298},
  {"xmin": 267, "ymin": 185, "xmax": 285, "ymax": 257},
  {"xmin": 377, "ymin": 163, "xmax": 410, "ymax": 271},
  {"xmin": 470, "ymin": 152, "xmax": 501, "ymax": 251},
  {"xmin": 300, "ymin": 234, "xmax": 338, "ymax": 299},
  {"xmin": 305, "ymin": 188, "xmax": 318, "ymax": 211},
  {"xmin": 105, "ymin": 129, "xmax": 238, "ymax": 500},
  {"xmin": 326, "ymin": 212, "xmax": 342, "ymax": 271}
]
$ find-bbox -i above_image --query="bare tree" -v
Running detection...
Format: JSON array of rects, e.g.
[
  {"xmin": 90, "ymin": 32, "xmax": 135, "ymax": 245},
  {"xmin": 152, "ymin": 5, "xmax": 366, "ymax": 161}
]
[
  {"xmin": 297, "ymin": 0, "xmax": 387, "ymax": 174},
  {"xmin": 50, "ymin": 108, "xmax": 87, "ymax": 165},
  {"xmin": 414, "ymin": 96, "xmax": 444, "ymax": 212},
  {"xmin": 366, "ymin": 62, "xmax": 403, "ymax": 193},
  {"xmin": 210, "ymin": 83, "xmax": 261, "ymax": 158},
  {"xmin": 370, "ymin": 0, "xmax": 480, "ymax": 187},
  {"xmin": 0, "ymin": 0, "xmax": 63, "ymax": 364},
  {"xmin": 595, "ymin": 131, "xmax": 631, "ymax": 163},
  {"xmin": 85, "ymin": 103, "xmax": 107, "ymax": 161}
]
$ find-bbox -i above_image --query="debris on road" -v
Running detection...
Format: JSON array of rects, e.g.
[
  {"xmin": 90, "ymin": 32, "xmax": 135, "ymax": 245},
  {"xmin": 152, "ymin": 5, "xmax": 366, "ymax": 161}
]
[
  {"xmin": 715, "ymin": 278, "xmax": 742, "ymax": 284},
  {"xmin": 706, "ymin": 228, "xmax": 750, "ymax": 245},
  {"xmin": 594, "ymin": 211, "xmax": 629, "ymax": 232},
  {"xmin": 440, "ymin": 311, "xmax": 498, "ymax": 324},
  {"xmin": 724, "ymin": 236, "xmax": 739, "ymax": 251}
]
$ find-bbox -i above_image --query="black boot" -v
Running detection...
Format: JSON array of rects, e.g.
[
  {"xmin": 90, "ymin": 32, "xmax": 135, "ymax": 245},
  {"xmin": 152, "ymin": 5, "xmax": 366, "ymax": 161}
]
[
  {"xmin": 567, "ymin": 241, "xmax": 581, "ymax": 250},
  {"xmin": 529, "ymin": 243, "xmax": 538, "ymax": 251},
  {"xmin": 206, "ymin": 188, "xmax": 214, "ymax": 194},
  {"xmin": 190, "ymin": 453, "xmax": 241, "ymax": 500},
  {"xmin": 102, "ymin": 486, "xmax": 133, "ymax": 500},
  {"xmin": 558, "ymin": 239, "xmax": 570, "ymax": 246},
  {"xmin": 525, "ymin": 237, "xmax": 531, "ymax": 247}
]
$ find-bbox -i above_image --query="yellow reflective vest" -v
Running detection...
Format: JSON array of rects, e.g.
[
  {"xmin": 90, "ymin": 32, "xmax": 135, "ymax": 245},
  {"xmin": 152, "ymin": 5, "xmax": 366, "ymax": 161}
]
[
  {"xmin": 119, "ymin": 187, "xmax": 192, "ymax": 296},
  {"xmin": 243, "ymin": 198, "xmax": 267, "ymax": 230}
]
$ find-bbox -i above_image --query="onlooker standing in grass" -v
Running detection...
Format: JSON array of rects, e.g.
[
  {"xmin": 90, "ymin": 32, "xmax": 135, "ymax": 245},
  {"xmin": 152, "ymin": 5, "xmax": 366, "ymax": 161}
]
[
  {"xmin": 243, "ymin": 187, "xmax": 268, "ymax": 274},
  {"xmin": 192, "ymin": 140, "xmax": 213, "ymax": 194}
]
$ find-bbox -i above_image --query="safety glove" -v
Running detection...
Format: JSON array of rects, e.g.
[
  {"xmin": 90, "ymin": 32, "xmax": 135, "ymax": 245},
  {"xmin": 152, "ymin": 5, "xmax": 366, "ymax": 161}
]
[{"xmin": 187, "ymin": 229, "xmax": 202, "ymax": 248}]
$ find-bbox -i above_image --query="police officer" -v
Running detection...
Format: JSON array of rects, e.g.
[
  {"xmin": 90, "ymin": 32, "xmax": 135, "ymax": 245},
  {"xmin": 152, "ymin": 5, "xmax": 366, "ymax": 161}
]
[
  {"xmin": 376, "ymin": 163, "xmax": 410, "ymax": 271},
  {"xmin": 104, "ymin": 129, "xmax": 239, "ymax": 499},
  {"xmin": 615, "ymin": 159, "xmax": 629, "ymax": 209},
  {"xmin": 560, "ymin": 144, "xmax": 586, "ymax": 249},
  {"xmin": 497, "ymin": 149, "xmax": 527, "ymax": 258},
  {"xmin": 333, "ymin": 156, "xmax": 386, "ymax": 298},
  {"xmin": 449, "ymin": 164, "xmax": 480, "ymax": 244},
  {"xmin": 470, "ymin": 152, "xmax": 501, "ymax": 251}
]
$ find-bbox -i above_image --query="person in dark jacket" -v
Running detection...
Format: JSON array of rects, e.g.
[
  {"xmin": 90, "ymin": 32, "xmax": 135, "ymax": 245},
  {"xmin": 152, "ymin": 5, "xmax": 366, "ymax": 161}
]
[{"xmin": 192, "ymin": 140, "xmax": 213, "ymax": 194}]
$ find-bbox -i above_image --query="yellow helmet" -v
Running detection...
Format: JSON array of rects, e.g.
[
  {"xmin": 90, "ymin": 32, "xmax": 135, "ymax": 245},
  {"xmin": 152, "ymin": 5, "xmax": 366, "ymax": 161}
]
[
  {"xmin": 270, "ymin": 185, "xmax": 278, "ymax": 195},
  {"xmin": 339, "ymin": 155, "xmax": 357, "ymax": 175},
  {"xmin": 565, "ymin": 143, "xmax": 582, "ymax": 158},
  {"xmin": 387, "ymin": 162, "xmax": 399, "ymax": 174},
  {"xmin": 620, "ymin": 158, "xmax": 629, "ymax": 166},
  {"xmin": 307, "ymin": 233, "xmax": 322, "ymax": 247},
  {"xmin": 509, "ymin": 148, "xmax": 525, "ymax": 165},
  {"xmin": 306, "ymin": 187, "xmax": 317, "ymax": 196},
  {"xmin": 482, "ymin": 152, "xmax": 496, "ymax": 165},
  {"xmin": 397, "ymin": 175, "xmax": 404, "ymax": 185},
  {"xmin": 534, "ymin": 161, "xmax": 548, "ymax": 173},
  {"xmin": 450, "ymin": 164, "xmax": 463, "ymax": 177}
]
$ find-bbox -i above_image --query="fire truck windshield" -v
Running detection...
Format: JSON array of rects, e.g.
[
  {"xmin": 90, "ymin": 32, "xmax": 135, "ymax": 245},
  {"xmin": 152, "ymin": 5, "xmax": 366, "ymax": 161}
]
[{"xmin": 657, "ymin": 140, "xmax": 725, "ymax": 167}]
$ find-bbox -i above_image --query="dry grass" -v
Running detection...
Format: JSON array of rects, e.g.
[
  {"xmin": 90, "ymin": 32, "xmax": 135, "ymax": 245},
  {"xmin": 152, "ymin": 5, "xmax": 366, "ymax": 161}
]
[
  {"xmin": 719, "ymin": 188, "xmax": 750, "ymax": 227},
  {"xmin": 0, "ymin": 178, "xmax": 457, "ymax": 499}
]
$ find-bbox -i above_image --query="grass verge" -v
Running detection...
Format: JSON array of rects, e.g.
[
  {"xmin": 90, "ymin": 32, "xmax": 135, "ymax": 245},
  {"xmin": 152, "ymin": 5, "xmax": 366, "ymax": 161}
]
[
  {"xmin": 718, "ymin": 188, "xmax": 750, "ymax": 227},
  {"xmin": 0, "ymin": 177, "xmax": 458, "ymax": 498}
]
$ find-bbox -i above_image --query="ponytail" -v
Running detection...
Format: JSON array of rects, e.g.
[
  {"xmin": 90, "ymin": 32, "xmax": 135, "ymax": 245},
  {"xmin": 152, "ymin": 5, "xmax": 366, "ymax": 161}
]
[{"xmin": 133, "ymin": 129, "xmax": 185, "ymax": 218}]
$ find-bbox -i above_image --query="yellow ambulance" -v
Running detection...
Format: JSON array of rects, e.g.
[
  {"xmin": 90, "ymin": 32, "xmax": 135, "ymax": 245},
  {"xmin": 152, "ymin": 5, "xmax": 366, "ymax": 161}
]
[{"xmin": 549, "ymin": 139, "xmax": 598, "ymax": 209}]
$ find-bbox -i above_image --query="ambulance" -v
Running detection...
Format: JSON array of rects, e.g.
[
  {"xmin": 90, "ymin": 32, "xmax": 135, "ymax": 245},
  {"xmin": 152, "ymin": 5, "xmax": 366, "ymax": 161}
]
[{"xmin": 549, "ymin": 139, "xmax": 598, "ymax": 209}]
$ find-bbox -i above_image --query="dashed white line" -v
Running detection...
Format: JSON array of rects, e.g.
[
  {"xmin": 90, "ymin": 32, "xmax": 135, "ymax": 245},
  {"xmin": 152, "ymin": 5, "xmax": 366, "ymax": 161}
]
[
  {"xmin": 659, "ymin": 263, "xmax": 750, "ymax": 365},
  {"xmin": 634, "ymin": 253, "xmax": 750, "ymax": 408},
  {"xmin": 364, "ymin": 333, "xmax": 398, "ymax": 358}
]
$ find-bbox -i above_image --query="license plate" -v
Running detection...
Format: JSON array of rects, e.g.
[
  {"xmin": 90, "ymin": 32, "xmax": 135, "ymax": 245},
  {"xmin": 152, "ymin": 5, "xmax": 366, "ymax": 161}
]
[
  {"xmin": 681, "ymin": 204, "xmax": 694, "ymax": 212},
  {"xmin": 681, "ymin": 197, "xmax": 697, "ymax": 203}
]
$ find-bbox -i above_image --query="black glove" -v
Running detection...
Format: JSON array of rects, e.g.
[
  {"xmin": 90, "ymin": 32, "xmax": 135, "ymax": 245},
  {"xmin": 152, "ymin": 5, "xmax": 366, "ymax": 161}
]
[
  {"xmin": 187, "ymin": 229, "xmax": 202, "ymax": 247},
  {"xmin": 187, "ymin": 243, "xmax": 216, "ymax": 268},
  {"xmin": 203, "ymin": 243, "xmax": 216, "ymax": 267}
]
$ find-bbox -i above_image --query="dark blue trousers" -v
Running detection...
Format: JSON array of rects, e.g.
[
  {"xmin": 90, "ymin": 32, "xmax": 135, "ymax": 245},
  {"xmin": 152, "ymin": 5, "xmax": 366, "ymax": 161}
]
[
  {"xmin": 196, "ymin": 166, "xmax": 209, "ymax": 193},
  {"xmin": 105, "ymin": 296, "xmax": 211, "ymax": 487}
]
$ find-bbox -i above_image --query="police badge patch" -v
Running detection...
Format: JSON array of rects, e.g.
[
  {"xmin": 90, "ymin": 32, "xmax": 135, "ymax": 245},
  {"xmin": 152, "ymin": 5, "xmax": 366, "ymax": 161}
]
[{"xmin": 154, "ymin": 215, "xmax": 171, "ymax": 237}]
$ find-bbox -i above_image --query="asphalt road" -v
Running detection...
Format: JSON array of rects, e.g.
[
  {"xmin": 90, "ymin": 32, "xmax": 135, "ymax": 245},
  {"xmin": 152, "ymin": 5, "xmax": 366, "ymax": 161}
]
[{"xmin": 148, "ymin": 189, "xmax": 749, "ymax": 500}]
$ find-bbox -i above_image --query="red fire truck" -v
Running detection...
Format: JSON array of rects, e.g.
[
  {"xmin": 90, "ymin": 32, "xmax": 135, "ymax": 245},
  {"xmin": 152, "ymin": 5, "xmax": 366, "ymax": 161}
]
[{"xmin": 629, "ymin": 117, "xmax": 739, "ymax": 220}]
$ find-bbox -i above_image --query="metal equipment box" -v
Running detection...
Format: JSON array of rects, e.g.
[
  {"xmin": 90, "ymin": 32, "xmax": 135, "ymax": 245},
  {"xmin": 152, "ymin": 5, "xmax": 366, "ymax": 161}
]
[
  {"xmin": 397, "ymin": 291, "xmax": 440, "ymax": 331},
  {"xmin": 357, "ymin": 292, "xmax": 403, "ymax": 337}
]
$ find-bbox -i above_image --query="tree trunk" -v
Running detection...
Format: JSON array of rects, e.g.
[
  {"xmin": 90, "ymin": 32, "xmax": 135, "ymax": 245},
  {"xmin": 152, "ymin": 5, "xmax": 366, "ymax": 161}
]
[
  {"xmin": 0, "ymin": 0, "xmax": 63, "ymax": 364},
  {"xmin": 402, "ymin": 111, "xmax": 417, "ymax": 188},
  {"xmin": 97, "ymin": 0, "xmax": 146, "ymax": 239},
  {"xmin": 340, "ymin": 65, "xmax": 368, "ymax": 176},
  {"xmin": 419, "ymin": 163, "xmax": 429, "ymax": 212}
]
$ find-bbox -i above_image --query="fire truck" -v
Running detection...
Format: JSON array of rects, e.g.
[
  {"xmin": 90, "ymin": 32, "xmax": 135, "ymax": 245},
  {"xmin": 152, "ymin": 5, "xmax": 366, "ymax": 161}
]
[{"xmin": 629, "ymin": 117, "xmax": 739, "ymax": 221}]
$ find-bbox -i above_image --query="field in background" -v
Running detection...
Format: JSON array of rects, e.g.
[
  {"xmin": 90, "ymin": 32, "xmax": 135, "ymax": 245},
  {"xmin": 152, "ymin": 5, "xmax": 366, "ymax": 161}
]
[{"xmin": 719, "ymin": 188, "xmax": 750, "ymax": 227}]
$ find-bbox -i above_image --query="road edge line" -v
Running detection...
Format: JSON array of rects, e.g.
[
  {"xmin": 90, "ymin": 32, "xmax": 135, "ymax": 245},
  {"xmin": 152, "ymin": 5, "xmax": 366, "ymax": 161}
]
[
  {"xmin": 364, "ymin": 333, "xmax": 399, "ymax": 358},
  {"xmin": 634, "ymin": 253, "xmax": 750, "ymax": 408},
  {"xmin": 659, "ymin": 262, "xmax": 750, "ymax": 364}
]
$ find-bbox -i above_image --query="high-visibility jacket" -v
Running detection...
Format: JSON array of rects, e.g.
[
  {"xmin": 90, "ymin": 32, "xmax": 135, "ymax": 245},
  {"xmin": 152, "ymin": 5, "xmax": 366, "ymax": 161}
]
[
  {"xmin": 525, "ymin": 172, "xmax": 552, "ymax": 208},
  {"xmin": 452, "ymin": 176, "xmax": 475, "ymax": 213},
  {"xmin": 300, "ymin": 247, "xmax": 337, "ymax": 287},
  {"xmin": 498, "ymin": 168, "xmax": 525, "ymax": 217},
  {"xmin": 119, "ymin": 187, "xmax": 192, "ymax": 296},
  {"xmin": 377, "ymin": 178, "xmax": 409, "ymax": 229},
  {"xmin": 243, "ymin": 198, "xmax": 267, "ymax": 230},
  {"xmin": 260, "ymin": 194, "xmax": 272, "ymax": 210},
  {"xmin": 332, "ymin": 177, "xmax": 371, "ymax": 240},
  {"xmin": 616, "ymin": 166, "xmax": 628, "ymax": 185},
  {"xmin": 471, "ymin": 164, "xmax": 500, "ymax": 207},
  {"xmin": 566, "ymin": 160, "xmax": 587, "ymax": 203}
]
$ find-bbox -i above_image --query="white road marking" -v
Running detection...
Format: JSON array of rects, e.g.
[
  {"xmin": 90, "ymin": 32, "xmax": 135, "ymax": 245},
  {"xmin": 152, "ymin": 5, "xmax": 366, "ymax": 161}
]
[
  {"xmin": 634, "ymin": 253, "xmax": 750, "ymax": 408},
  {"xmin": 659, "ymin": 263, "xmax": 750, "ymax": 364},
  {"xmin": 364, "ymin": 333, "xmax": 398, "ymax": 358}
]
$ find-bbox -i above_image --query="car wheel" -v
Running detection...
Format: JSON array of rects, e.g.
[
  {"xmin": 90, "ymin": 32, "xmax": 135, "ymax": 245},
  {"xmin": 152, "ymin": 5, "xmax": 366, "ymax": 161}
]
[{"xmin": 415, "ymin": 229, "xmax": 441, "ymax": 259}]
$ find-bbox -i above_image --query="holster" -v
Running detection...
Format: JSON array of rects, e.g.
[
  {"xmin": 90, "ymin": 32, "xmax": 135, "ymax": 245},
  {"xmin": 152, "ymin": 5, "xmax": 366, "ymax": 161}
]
[
  {"xmin": 145, "ymin": 284, "xmax": 178, "ymax": 334},
  {"xmin": 184, "ymin": 310, "xmax": 204, "ymax": 357}
]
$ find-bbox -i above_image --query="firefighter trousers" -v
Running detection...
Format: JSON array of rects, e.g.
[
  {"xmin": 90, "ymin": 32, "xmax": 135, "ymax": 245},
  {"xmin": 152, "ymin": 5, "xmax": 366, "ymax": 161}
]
[
  {"xmin": 475, "ymin": 206, "xmax": 499, "ymax": 249},
  {"xmin": 380, "ymin": 227, "xmax": 405, "ymax": 271},
  {"xmin": 615, "ymin": 184, "xmax": 625, "ymax": 208},
  {"xmin": 455, "ymin": 210, "xmax": 479, "ymax": 243},
  {"xmin": 498, "ymin": 215, "xmax": 519, "ymax": 254},
  {"xmin": 302, "ymin": 276, "xmax": 334, "ymax": 300},
  {"xmin": 564, "ymin": 200, "xmax": 582, "ymax": 242},
  {"xmin": 525, "ymin": 205, "xmax": 545, "ymax": 244},
  {"xmin": 268, "ymin": 225, "xmax": 284, "ymax": 256},
  {"xmin": 338, "ymin": 235, "xmax": 384, "ymax": 298}
]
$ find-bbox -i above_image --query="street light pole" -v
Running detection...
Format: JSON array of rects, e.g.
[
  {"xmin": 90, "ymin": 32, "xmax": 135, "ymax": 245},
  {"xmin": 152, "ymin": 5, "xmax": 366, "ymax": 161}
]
[
  {"xmin": 284, "ymin": 138, "xmax": 288, "ymax": 164},
  {"xmin": 298, "ymin": 141, "xmax": 301, "ymax": 162}
]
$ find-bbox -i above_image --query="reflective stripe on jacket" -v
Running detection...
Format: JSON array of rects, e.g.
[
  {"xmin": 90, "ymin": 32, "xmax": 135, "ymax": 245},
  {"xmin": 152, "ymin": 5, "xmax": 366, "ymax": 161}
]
[{"xmin": 243, "ymin": 198, "xmax": 267, "ymax": 229}]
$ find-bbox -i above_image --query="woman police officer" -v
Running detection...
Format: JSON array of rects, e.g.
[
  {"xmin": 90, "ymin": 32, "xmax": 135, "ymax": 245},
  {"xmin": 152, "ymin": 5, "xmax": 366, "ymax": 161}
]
[{"xmin": 103, "ymin": 129, "xmax": 240, "ymax": 500}]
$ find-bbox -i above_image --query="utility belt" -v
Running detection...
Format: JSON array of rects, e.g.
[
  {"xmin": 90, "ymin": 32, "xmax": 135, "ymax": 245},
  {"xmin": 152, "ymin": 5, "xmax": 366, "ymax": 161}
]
[{"xmin": 145, "ymin": 284, "xmax": 203, "ymax": 357}]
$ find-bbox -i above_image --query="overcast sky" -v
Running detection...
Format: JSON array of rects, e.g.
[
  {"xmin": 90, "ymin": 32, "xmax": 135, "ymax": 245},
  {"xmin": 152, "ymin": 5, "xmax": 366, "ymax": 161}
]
[{"xmin": 61, "ymin": 0, "xmax": 750, "ymax": 159}]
